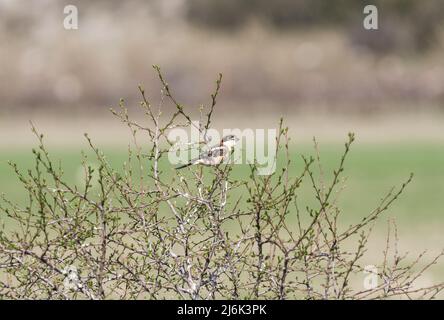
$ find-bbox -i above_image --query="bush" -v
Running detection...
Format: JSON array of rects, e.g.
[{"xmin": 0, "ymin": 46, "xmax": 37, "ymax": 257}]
[{"xmin": 0, "ymin": 67, "xmax": 442, "ymax": 299}]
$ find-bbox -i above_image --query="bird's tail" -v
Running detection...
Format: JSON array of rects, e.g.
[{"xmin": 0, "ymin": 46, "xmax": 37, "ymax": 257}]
[{"xmin": 175, "ymin": 162, "xmax": 193, "ymax": 170}]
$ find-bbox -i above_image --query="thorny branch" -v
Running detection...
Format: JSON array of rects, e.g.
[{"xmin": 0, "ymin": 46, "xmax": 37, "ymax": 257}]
[{"xmin": 0, "ymin": 67, "xmax": 442, "ymax": 300}]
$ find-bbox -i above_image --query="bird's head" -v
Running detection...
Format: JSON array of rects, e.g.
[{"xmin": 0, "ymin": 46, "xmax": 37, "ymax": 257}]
[{"xmin": 220, "ymin": 135, "xmax": 239, "ymax": 148}]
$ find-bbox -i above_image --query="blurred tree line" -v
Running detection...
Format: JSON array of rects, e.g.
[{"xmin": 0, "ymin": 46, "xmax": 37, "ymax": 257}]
[{"xmin": 186, "ymin": 0, "xmax": 444, "ymax": 53}]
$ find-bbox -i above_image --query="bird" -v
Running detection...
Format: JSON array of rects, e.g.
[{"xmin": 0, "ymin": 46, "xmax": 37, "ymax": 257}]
[{"xmin": 175, "ymin": 135, "xmax": 239, "ymax": 169}]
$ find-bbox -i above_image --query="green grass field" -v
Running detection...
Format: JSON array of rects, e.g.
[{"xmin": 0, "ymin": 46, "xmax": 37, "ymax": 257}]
[
  {"xmin": 2, "ymin": 142, "xmax": 443, "ymax": 225},
  {"xmin": 1, "ymin": 141, "xmax": 443, "ymax": 291},
  {"xmin": 1, "ymin": 141, "xmax": 443, "ymax": 258}
]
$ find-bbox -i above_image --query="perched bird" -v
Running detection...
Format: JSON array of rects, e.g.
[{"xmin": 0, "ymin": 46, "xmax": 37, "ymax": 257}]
[{"xmin": 175, "ymin": 135, "xmax": 239, "ymax": 169}]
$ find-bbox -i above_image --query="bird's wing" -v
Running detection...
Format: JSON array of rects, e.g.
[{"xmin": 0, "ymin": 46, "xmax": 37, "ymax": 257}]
[
  {"xmin": 207, "ymin": 146, "xmax": 228, "ymax": 158},
  {"xmin": 195, "ymin": 146, "xmax": 223, "ymax": 160}
]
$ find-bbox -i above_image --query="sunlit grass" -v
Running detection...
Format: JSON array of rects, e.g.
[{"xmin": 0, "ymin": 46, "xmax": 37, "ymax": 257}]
[
  {"xmin": 1, "ymin": 140, "xmax": 443, "ymax": 298},
  {"xmin": 2, "ymin": 142, "xmax": 443, "ymax": 226}
]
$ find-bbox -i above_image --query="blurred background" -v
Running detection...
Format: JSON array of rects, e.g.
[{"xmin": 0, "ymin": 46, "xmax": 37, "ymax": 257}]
[{"xmin": 0, "ymin": 0, "xmax": 443, "ymax": 289}]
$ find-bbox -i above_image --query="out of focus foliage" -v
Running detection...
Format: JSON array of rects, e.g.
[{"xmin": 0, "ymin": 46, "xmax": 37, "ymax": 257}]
[
  {"xmin": 1, "ymin": 0, "xmax": 443, "ymax": 112},
  {"xmin": 186, "ymin": 0, "xmax": 444, "ymax": 53}
]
